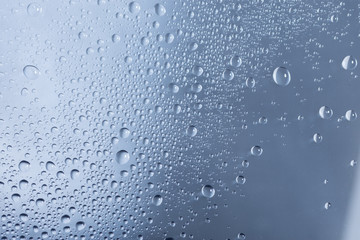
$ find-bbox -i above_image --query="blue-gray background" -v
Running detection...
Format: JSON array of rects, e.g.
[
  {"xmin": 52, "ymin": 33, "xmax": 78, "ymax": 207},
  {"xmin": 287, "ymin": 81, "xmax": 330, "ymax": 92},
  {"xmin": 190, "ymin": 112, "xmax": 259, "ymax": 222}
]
[{"xmin": 0, "ymin": 0, "xmax": 360, "ymax": 239}]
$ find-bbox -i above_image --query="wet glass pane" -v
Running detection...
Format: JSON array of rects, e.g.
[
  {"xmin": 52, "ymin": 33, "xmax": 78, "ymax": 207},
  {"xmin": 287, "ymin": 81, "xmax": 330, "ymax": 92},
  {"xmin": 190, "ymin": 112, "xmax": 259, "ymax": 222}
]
[{"xmin": 0, "ymin": 0, "xmax": 360, "ymax": 239}]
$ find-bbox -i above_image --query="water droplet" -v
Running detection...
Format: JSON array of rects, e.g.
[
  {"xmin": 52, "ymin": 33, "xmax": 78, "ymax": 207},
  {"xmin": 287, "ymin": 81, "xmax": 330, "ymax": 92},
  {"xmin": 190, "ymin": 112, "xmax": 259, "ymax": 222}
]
[
  {"xmin": 154, "ymin": 3, "xmax": 166, "ymax": 16},
  {"xmin": 19, "ymin": 161, "xmax": 30, "ymax": 172},
  {"xmin": 313, "ymin": 133, "xmax": 323, "ymax": 143},
  {"xmin": 76, "ymin": 221, "xmax": 86, "ymax": 231},
  {"xmin": 120, "ymin": 128, "xmax": 130, "ymax": 138},
  {"xmin": 350, "ymin": 160, "xmax": 357, "ymax": 167},
  {"xmin": 345, "ymin": 110, "xmax": 357, "ymax": 121},
  {"xmin": 19, "ymin": 180, "xmax": 29, "ymax": 190},
  {"xmin": 23, "ymin": 65, "xmax": 40, "ymax": 80},
  {"xmin": 342, "ymin": 55, "xmax": 357, "ymax": 70},
  {"xmin": 236, "ymin": 176, "xmax": 246, "ymax": 184},
  {"xmin": 188, "ymin": 42, "xmax": 198, "ymax": 51},
  {"xmin": 273, "ymin": 67, "xmax": 291, "ymax": 86},
  {"xmin": 11, "ymin": 193, "xmax": 21, "ymax": 202},
  {"xmin": 19, "ymin": 213, "xmax": 28, "ymax": 222},
  {"xmin": 61, "ymin": 215, "xmax": 71, "ymax": 224},
  {"xmin": 128, "ymin": 2, "xmax": 141, "ymax": 14},
  {"xmin": 152, "ymin": 195, "xmax": 163, "ymax": 206},
  {"xmin": 70, "ymin": 169, "xmax": 80, "ymax": 179},
  {"xmin": 112, "ymin": 34, "xmax": 121, "ymax": 43},
  {"xmin": 36, "ymin": 198, "xmax": 45, "ymax": 207},
  {"xmin": 237, "ymin": 233, "xmax": 246, "ymax": 239},
  {"xmin": 222, "ymin": 69, "xmax": 234, "ymax": 80},
  {"xmin": 191, "ymin": 83, "xmax": 202, "ymax": 93},
  {"xmin": 245, "ymin": 77, "xmax": 255, "ymax": 88},
  {"xmin": 116, "ymin": 150, "xmax": 130, "ymax": 164},
  {"xmin": 242, "ymin": 160, "xmax": 249, "ymax": 168},
  {"xmin": 186, "ymin": 125, "xmax": 197, "ymax": 137},
  {"xmin": 141, "ymin": 37, "xmax": 150, "ymax": 46},
  {"xmin": 324, "ymin": 202, "xmax": 331, "ymax": 210},
  {"xmin": 201, "ymin": 185, "xmax": 215, "ymax": 198},
  {"xmin": 165, "ymin": 33, "xmax": 174, "ymax": 43},
  {"xmin": 259, "ymin": 117, "xmax": 268, "ymax": 124},
  {"xmin": 230, "ymin": 55, "xmax": 242, "ymax": 67},
  {"xmin": 192, "ymin": 65, "xmax": 203, "ymax": 76},
  {"xmin": 250, "ymin": 146, "xmax": 263, "ymax": 156},
  {"xmin": 45, "ymin": 161, "xmax": 55, "ymax": 171},
  {"xmin": 330, "ymin": 14, "xmax": 339, "ymax": 23},
  {"xmin": 169, "ymin": 83, "xmax": 180, "ymax": 93},
  {"xmin": 27, "ymin": 3, "xmax": 42, "ymax": 16},
  {"xmin": 319, "ymin": 106, "xmax": 333, "ymax": 119}
]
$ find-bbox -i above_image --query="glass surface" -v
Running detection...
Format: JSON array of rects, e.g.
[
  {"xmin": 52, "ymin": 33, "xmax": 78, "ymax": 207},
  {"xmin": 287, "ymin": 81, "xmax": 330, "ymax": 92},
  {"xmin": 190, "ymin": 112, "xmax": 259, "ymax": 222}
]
[{"xmin": 0, "ymin": 0, "xmax": 360, "ymax": 239}]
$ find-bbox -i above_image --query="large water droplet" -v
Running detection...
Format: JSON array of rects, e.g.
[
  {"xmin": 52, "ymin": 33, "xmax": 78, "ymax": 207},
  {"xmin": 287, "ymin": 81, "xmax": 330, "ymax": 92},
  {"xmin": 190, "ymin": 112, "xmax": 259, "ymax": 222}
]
[
  {"xmin": 116, "ymin": 150, "xmax": 130, "ymax": 164},
  {"xmin": 70, "ymin": 169, "xmax": 80, "ymax": 179},
  {"xmin": 19, "ymin": 161, "xmax": 30, "ymax": 171},
  {"xmin": 11, "ymin": 193, "xmax": 21, "ymax": 202},
  {"xmin": 201, "ymin": 185, "xmax": 215, "ymax": 198},
  {"xmin": 27, "ymin": 3, "xmax": 42, "ymax": 17},
  {"xmin": 272, "ymin": 67, "xmax": 291, "ymax": 86},
  {"xmin": 313, "ymin": 133, "xmax": 323, "ymax": 143},
  {"xmin": 222, "ymin": 69, "xmax": 234, "ymax": 80},
  {"xmin": 236, "ymin": 176, "xmax": 246, "ymax": 184},
  {"xmin": 45, "ymin": 161, "xmax": 56, "ymax": 171},
  {"xmin": 230, "ymin": 55, "xmax": 242, "ymax": 67},
  {"xmin": 237, "ymin": 233, "xmax": 246, "ymax": 239},
  {"xmin": 319, "ymin": 106, "xmax": 333, "ymax": 119},
  {"xmin": 186, "ymin": 125, "xmax": 197, "ymax": 137},
  {"xmin": 192, "ymin": 65, "xmax": 203, "ymax": 76},
  {"xmin": 19, "ymin": 180, "xmax": 29, "ymax": 190},
  {"xmin": 152, "ymin": 195, "xmax": 163, "ymax": 206},
  {"xmin": 76, "ymin": 221, "xmax": 86, "ymax": 231},
  {"xmin": 128, "ymin": 2, "xmax": 141, "ymax": 14},
  {"xmin": 120, "ymin": 128, "xmax": 130, "ymax": 138},
  {"xmin": 342, "ymin": 55, "xmax": 357, "ymax": 70},
  {"xmin": 250, "ymin": 146, "xmax": 263, "ymax": 156},
  {"xmin": 19, "ymin": 213, "xmax": 29, "ymax": 222},
  {"xmin": 61, "ymin": 215, "xmax": 71, "ymax": 224},
  {"xmin": 23, "ymin": 65, "xmax": 40, "ymax": 80},
  {"xmin": 154, "ymin": 3, "xmax": 166, "ymax": 16},
  {"xmin": 345, "ymin": 110, "xmax": 357, "ymax": 121},
  {"xmin": 36, "ymin": 198, "xmax": 45, "ymax": 207}
]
